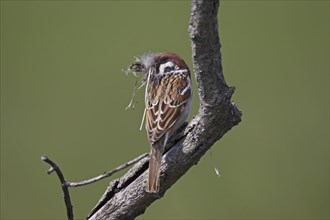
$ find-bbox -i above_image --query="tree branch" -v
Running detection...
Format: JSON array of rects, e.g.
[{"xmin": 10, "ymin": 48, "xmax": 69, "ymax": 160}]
[
  {"xmin": 66, "ymin": 153, "xmax": 149, "ymax": 187},
  {"xmin": 41, "ymin": 156, "xmax": 74, "ymax": 220},
  {"xmin": 87, "ymin": 0, "xmax": 242, "ymax": 219},
  {"xmin": 42, "ymin": 153, "xmax": 149, "ymax": 220}
]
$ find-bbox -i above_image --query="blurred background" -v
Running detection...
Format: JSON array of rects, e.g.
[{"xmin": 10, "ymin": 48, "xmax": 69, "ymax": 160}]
[{"xmin": 1, "ymin": 0, "xmax": 329, "ymax": 219}]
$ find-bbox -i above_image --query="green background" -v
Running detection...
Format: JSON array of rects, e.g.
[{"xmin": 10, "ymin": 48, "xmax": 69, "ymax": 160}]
[{"xmin": 1, "ymin": 0, "xmax": 329, "ymax": 219}]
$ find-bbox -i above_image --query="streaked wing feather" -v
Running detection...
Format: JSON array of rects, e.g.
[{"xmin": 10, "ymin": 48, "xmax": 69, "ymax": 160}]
[{"xmin": 146, "ymin": 73, "xmax": 191, "ymax": 143}]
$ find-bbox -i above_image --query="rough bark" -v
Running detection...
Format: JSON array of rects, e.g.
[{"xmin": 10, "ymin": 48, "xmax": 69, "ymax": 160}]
[{"xmin": 88, "ymin": 0, "xmax": 241, "ymax": 219}]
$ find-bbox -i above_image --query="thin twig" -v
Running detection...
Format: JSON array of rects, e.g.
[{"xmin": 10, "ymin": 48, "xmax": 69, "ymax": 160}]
[
  {"xmin": 41, "ymin": 155, "xmax": 74, "ymax": 220},
  {"xmin": 42, "ymin": 153, "xmax": 148, "ymax": 219},
  {"xmin": 66, "ymin": 153, "xmax": 149, "ymax": 187}
]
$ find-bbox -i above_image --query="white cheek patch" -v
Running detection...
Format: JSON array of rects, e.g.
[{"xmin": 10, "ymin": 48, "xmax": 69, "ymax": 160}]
[{"xmin": 159, "ymin": 61, "xmax": 176, "ymax": 75}]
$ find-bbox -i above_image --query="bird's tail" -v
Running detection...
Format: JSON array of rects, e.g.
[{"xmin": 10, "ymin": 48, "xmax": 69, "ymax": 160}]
[{"xmin": 147, "ymin": 145, "xmax": 164, "ymax": 193}]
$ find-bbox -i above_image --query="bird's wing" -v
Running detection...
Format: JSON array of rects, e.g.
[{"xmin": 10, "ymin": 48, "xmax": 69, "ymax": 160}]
[{"xmin": 146, "ymin": 72, "xmax": 191, "ymax": 144}]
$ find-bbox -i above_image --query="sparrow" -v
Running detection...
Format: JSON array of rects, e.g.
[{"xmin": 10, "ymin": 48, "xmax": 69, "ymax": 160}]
[{"xmin": 130, "ymin": 52, "xmax": 192, "ymax": 193}]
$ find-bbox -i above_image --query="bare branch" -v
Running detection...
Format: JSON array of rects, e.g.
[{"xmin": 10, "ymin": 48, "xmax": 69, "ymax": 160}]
[
  {"xmin": 88, "ymin": 0, "xmax": 242, "ymax": 219},
  {"xmin": 42, "ymin": 153, "xmax": 149, "ymax": 220},
  {"xmin": 41, "ymin": 156, "xmax": 74, "ymax": 220},
  {"xmin": 67, "ymin": 153, "xmax": 149, "ymax": 187}
]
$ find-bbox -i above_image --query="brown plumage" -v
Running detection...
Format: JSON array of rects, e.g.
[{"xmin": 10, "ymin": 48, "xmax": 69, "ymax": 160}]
[{"xmin": 130, "ymin": 52, "xmax": 192, "ymax": 193}]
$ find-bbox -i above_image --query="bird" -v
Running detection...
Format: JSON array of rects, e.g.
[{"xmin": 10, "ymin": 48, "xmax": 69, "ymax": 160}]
[{"xmin": 129, "ymin": 52, "xmax": 192, "ymax": 193}]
